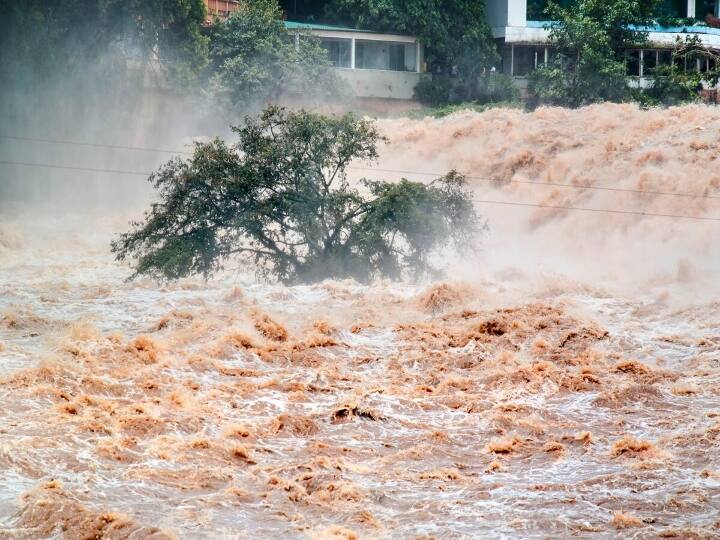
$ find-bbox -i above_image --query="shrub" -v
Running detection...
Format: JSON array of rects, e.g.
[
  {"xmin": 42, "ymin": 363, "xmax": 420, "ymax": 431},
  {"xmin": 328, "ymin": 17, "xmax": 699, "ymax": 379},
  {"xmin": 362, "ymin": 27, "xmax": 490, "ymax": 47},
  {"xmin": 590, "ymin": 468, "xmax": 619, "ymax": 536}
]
[{"xmin": 414, "ymin": 73, "xmax": 519, "ymax": 106}]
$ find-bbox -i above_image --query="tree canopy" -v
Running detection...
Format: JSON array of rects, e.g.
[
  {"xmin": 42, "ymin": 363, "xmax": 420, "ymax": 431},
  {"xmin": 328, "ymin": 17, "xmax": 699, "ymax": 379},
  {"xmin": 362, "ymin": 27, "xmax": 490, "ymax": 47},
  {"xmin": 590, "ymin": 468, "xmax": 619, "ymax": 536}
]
[
  {"xmin": 0, "ymin": 0, "xmax": 210, "ymax": 136},
  {"xmin": 112, "ymin": 107, "xmax": 480, "ymax": 283},
  {"xmin": 0, "ymin": 0, "xmax": 209, "ymax": 89},
  {"xmin": 208, "ymin": 0, "xmax": 341, "ymax": 111},
  {"xmin": 528, "ymin": 0, "xmax": 654, "ymax": 107},
  {"xmin": 645, "ymin": 35, "xmax": 720, "ymax": 105}
]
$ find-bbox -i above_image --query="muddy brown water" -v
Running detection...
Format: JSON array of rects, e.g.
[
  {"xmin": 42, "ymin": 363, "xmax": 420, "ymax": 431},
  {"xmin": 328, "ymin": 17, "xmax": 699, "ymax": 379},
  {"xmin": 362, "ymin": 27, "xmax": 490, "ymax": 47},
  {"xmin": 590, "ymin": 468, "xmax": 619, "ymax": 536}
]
[{"xmin": 1, "ymin": 104, "xmax": 720, "ymax": 538}]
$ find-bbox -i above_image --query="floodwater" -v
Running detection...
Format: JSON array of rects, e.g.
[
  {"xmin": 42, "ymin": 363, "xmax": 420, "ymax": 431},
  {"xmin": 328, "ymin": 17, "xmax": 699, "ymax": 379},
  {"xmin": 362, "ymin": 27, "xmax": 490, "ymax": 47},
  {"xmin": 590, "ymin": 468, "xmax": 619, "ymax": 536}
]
[{"xmin": 1, "ymin": 103, "xmax": 720, "ymax": 539}]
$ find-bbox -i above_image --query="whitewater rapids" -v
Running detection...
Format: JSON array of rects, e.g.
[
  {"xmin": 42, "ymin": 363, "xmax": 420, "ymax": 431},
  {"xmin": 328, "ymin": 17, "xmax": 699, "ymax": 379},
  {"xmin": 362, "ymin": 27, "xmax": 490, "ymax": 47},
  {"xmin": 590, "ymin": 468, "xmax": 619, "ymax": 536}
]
[{"xmin": 1, "ymin": 103, "xmax": 719, "ymax": 539}]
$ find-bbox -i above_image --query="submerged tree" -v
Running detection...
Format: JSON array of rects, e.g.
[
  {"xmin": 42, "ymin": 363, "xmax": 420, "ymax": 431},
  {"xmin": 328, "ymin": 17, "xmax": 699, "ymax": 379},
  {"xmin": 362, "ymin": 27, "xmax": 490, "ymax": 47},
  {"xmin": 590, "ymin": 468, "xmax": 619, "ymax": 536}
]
[{"xmin": 112, "ymin": 107, "xmax": 480, "ymax": 283}]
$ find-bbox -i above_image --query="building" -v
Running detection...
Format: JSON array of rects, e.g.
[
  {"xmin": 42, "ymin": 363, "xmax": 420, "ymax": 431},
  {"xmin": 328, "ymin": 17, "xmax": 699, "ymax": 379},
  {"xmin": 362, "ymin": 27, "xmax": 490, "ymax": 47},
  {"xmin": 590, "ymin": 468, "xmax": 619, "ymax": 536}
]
[
  {"xmin": 201, "ymin": 1, "xmax": 425, "ymax": 101},
  {"xmin": 488, "ymin": 0, "xmax": 720, "ymax": 81},
  {"xmin": 286, "ymin": 22, "xmax": 425, "ymax": 100},
  {"xmin": 204, "ymin": 0, "xmax": 240, "ymax": 21}
]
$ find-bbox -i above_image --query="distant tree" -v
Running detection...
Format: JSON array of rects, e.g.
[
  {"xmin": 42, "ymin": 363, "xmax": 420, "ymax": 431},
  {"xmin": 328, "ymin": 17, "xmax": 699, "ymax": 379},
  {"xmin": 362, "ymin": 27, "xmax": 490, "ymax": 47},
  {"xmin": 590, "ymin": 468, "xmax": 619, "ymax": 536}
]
[
  {"xmin": 0, "ymin": 0, "xmax": 209, "ymax": 136},
  {"xmin": 112, "ymin": 107, "xmax": 480, "ymax": 283},
  {"xmin": 0, "ymin": 0, "xmax": 209, "ymax": 90},
  {"xmin": 208, "ymin": 0, "xmax": 342, "ymax": 111},
  {"xmin": 528, "ymin": 0, "xmax": 654, "ymax": 107},
  {"xmin": 324, "ymin": 0, "xmax": 498, "ymax": 103},
  {"xmin": 645, "ymin": 35, "xmax": 720, "ymax": 104}
]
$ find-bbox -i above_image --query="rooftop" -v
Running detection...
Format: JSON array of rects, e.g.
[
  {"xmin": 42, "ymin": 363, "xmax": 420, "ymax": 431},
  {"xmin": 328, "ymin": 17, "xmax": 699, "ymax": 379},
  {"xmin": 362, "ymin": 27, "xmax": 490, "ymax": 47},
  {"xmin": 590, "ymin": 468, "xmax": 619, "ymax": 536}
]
[
  {"xmin": 283, "ymin": 20, "xmax": 410, "ymax": 36},
  {"xmin": 526, "ymin": 19, "xmax": 720, "ymax": 36}
]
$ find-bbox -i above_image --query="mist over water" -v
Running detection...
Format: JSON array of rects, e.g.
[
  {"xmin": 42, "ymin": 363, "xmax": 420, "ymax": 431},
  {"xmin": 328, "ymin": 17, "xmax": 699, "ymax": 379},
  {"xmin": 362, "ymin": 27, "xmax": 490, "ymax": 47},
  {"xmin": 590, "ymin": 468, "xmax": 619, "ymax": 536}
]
[
  {"xmin": 374, "ymin": 103, "xmax": 720, "ymax": 297},
  {"xmin": 2, "ymin": 104, "xmax": 720, "ymax": 538}
]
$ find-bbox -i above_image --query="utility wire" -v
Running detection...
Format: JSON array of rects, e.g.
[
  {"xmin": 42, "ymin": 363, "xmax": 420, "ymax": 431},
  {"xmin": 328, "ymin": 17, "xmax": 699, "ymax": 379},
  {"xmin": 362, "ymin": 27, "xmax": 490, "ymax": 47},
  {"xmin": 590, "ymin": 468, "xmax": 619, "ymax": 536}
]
[
  {"xmin": 2, "ymin": 158, "xmax": 719, "ymax": 222},
  {"xmin": 471, "ymin": 199, "xmax": 720, "ymax": 222},
  {"xmin": 0, "ymin": 159, "xmax": 152, "ymax": 177},
  {"xmin": 3, "ymin": 133, "xmax": 719, "ymax": 201},
  {"xmin": 0, "ymin": 134, "xmax": 193, "ymax": 156},
  {"xmin": 349, "ymin": 165, "xmax": 720, "ymax": 201}
]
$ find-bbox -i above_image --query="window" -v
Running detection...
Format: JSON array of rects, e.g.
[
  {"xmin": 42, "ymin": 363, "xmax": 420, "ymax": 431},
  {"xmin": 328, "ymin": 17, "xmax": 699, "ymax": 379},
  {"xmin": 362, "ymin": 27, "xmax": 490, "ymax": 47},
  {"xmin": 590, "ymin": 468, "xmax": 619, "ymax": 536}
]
[
  {"xmin": 626, "ymin": 50, "xmax": 641, "ymax": 76},
  {"xmin": 699, "ymin": 55, "xmax": 715, "ymax": 73},
  {"xmin": 514, "ymin": 46, "xmax": 535, "ymax": 76},
  {"xmin": 687, "ymin": 51, "xmax": 702, "ymax": 72},
  {"xmin": 527, "ymin": 0, "xmax": 575, "ymax": 21},
  {"xmin": 355, "ymin": 40, "xmax": 417, "ymax": 71},
  {"xmin": 500, "ymin": 45, "xmax": 513, "ymax": 75},
  {"xmin": 698, "ymin": 0, "xmax": 719, "ymax": 18},
  {"xmin": 643, "ymin": 50, "xmax": 658, "ymax": 74},
  {"xmin": 654, "ymin": 0, "xmax": 687, "ymax": 18},
  {"xmin": 321, "ymin": 38, "xmax": 351, "ymax": 68},
  {"xmin": 658, "ymin": 50, "xmax": 674, "ymax": 67}
]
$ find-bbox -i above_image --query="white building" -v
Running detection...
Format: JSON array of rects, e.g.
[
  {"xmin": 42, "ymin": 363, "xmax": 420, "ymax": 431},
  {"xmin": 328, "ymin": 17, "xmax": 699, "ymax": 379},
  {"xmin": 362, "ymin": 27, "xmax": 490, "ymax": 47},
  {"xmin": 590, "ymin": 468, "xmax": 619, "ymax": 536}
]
[
  {"xmin": 285, "ymin": 21, "xmax": 425, "ymax": 100},
  {"xmin": 488, "ymin": 0, "xmax": 720, "ymax": 80}
]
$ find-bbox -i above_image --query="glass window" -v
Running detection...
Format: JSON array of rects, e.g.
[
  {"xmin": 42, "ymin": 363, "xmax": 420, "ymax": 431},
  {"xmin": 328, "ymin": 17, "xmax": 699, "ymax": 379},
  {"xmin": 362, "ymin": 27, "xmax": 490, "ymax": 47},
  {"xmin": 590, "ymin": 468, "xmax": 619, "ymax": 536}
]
[
  {"xmin": 687, "ymin": 51, "xmax": 702, "ymax": 72},
  {"xmin": 626, "ymin": 50, "xmax": 641, "ymax": 76},
  {"xmin": 643, "ymin": 50, "xmax": 658, "ymax": 74},
  {"xmin": 699, "ymin": 55, "xmax": 713, "ymax": 73},
  {"xmin": 500, "ymin": 45, "xmax": 513, "ymax": 75},
  {"xmin": 321, "ymin": 38, "xmax": 351, "ymax": 68},
  {"xmin": 514, "ymin": 46, "xmax": 536, "ymax": 76},
  {"xmin": 658, "ymin": 49, "xmax": 674, "ymax": 66},
  {"xmin": 527, "ymin": 0, "xmax": 575, "ymax": 21},
  {"xmin": 698, "ymin": 0, "xmax": 718, "ymax": 18},
  {"xmin": 654, "ymin": 0, "xmax": 687, "ymax": 18},
  {"xmin": 355, "ymin": 40, "xmax": 416, "ymax": 71}
]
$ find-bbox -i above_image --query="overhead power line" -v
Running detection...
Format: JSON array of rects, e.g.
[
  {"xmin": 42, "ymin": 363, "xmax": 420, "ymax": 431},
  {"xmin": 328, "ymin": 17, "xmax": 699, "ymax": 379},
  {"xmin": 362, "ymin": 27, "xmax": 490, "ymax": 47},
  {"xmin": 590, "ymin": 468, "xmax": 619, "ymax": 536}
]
[
  {"xmin": 3, "ymin": 133, "xmax": 719, "ymax": 201},
  {"xmin": 0, "ymin": 159, "xmax": 151, "ymax": 177},
  {"xmin": 348, "ymin": 166, "xmax": 720, "ymax": 201},
  {"xmin": 471, "ymin": 199, "xmax": 720, "ymax": 222},
  {"xmin": 0, "ymin": 134, "xmax": 193, "ymax": 156},
  {"xmin": 1, "ymin": 158, "xmax": 719, "ymax": 223}
]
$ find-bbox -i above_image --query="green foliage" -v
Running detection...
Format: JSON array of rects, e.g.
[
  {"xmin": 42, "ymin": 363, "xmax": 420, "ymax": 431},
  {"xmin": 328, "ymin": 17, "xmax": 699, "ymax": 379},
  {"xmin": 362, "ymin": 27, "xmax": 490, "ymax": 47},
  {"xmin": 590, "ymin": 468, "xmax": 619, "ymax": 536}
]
[
  {"xmin": 324, "ymin": 0, "xmax": 498, "ymax": 104},
  {"xmin": 529, "ymin": 55, "xmax": 631, "ymax": 107},
  {"xmin": 528, "ymin": 0, "xmax": 652, "ymax": 107},
  {"xmin": 476, "ymin": 73, "xmax": 522, "ymax": 103},
  {"xmin": 654, "ymin": 16, "xmax": 701, "ymax": 26},
  {"xmin": 414, "ymin": 77, "xmax": 454, "ymax": 106},
  {"xmin": 414, "ymin": 73, "xmax": 519, "ymax": 106},
  {"xmin": 653, "ymin": 0, "xmax": 689, "ymax": 18},
  {"xmin": 0, "ymin": 0, "xmax": 209, "ymax": 135},
  {"xmin": 527, "ymin": 0, "xmax": 575, "ymax": 20},
  {"xmin": 407, "ymin": 101, "xmax": 523, "ymax": 120},
  {"xmin": 0, "ymin": 0, "xmax": 209, "ymax": 89},
  {"xmin": 644, "ymin": 35, "xmax": 720, "ymax": 104},
  {"xmin": 112, "ymin": 107, "xmax": 480, "ymax": 283},
  {"xmin": 208, "ymin": 0, "xmax": 342, "ymax": 111}
]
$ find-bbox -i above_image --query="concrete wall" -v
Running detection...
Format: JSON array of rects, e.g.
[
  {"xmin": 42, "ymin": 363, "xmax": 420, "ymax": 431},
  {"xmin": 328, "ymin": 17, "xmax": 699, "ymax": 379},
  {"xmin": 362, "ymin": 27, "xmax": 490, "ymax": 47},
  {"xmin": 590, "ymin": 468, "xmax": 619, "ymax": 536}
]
[
  {"xmin": 335, "ymin": 69, "xmax": 424, "ymax": 100},
  {"xmin": 502, "ymin": 24, "xmax": 720, "ymax": 47},
  {"xmin": 486, "ymin": 1, "xmax": 509, "ymax": 28},
  {"xmin": 486, "ymin": 0, "xmax": 527, "ymax": 28},
  {"xmin": 508, "ymin": 0, "xmax": 528, "ymax": 26}
]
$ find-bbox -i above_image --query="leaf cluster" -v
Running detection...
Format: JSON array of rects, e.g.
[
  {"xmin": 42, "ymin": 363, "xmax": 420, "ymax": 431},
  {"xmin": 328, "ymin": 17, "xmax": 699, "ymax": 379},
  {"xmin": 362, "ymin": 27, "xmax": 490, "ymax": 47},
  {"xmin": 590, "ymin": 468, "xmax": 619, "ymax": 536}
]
[
  {"xmin": 644, "ymin": 35, "xmax": 720, "ymax": 105},
  {"xmin": 528, "ymin": 0, "xmax": 653, "ymax": 107},
  {"xmin": 0, "ymin": 0, "xmax": 209, "ymax": 90},
  {"xmin": 112, "ymin": 107, "xmax": 480, "ymax": 283},
  {"xmin": 207, "ymin": 0, "xmax": 343, "ymax": 111}
]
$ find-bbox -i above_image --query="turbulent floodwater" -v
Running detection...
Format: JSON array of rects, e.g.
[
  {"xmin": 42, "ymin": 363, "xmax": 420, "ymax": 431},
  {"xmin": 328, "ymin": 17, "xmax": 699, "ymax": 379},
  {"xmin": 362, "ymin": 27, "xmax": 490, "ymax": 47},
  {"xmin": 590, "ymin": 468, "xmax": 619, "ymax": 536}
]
[{"xmin": 1, "ymin": 104, "xmax": 720, "ymax": 539}]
